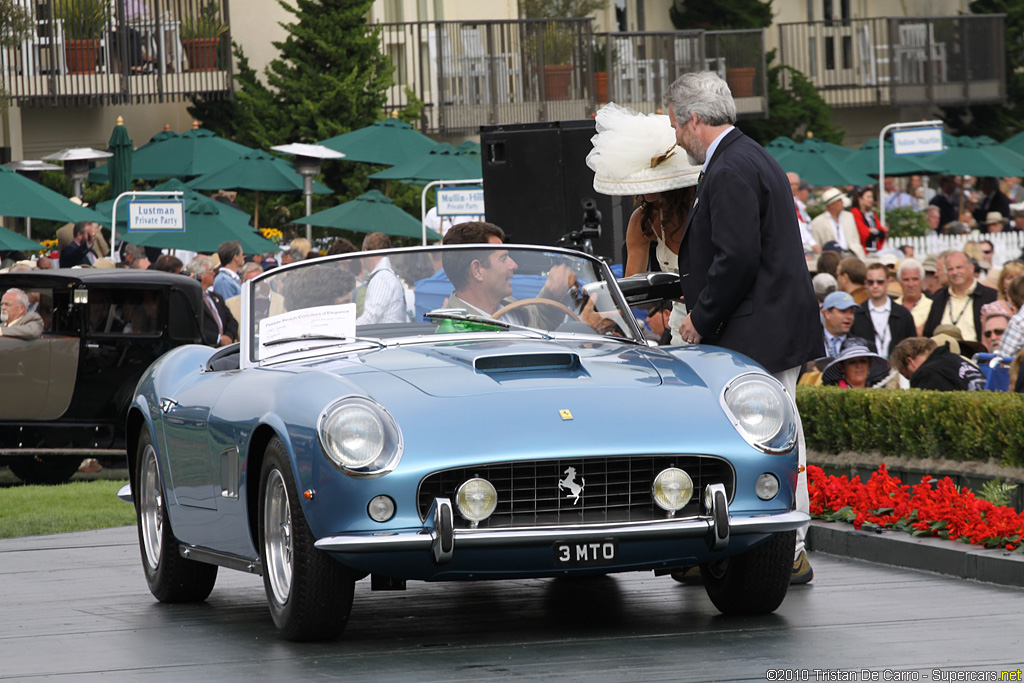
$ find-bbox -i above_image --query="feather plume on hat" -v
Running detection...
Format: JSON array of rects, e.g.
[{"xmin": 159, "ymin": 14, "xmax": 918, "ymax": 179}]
[{"xmin": 587, "ymin": 103, "xmax": 701, "ymax": 196}]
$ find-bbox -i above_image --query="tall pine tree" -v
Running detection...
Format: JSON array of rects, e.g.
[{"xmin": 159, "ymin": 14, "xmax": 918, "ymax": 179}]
[
  {"xmin": 188, "ymin": 0, "xmax": 396, "ymax": 234},
  {"xmin": 189, "ymin": 0, "xmax": 391, "ymax": 147}
]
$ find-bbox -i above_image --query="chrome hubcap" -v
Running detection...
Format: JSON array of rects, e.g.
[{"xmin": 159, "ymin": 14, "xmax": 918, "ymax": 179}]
[
  {"xmin": 140, "ymin": 444, "xmax": 163, "ymax": 571},
  {"xmin": 264, "ymin": 469, "xmax": 293, "ymax": 605}
]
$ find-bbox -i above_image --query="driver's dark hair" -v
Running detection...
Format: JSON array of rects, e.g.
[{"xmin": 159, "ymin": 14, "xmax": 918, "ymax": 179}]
[{"xmin": 442, "ymin": 221, "xmax": 505, "ymax": 245}]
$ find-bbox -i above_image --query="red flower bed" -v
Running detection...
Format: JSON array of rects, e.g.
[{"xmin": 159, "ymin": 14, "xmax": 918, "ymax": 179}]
[{"xmin": 807, "ymin": 464, "xmax": 1024, "ymax": 553}]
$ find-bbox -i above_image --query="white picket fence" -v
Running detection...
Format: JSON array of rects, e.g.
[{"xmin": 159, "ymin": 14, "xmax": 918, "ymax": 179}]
[{"xmin": 890, "ymin": 232, "xmax": 1024, "ymax": 267}]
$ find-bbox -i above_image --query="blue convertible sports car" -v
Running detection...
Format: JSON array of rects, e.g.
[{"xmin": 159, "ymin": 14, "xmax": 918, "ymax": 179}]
[{"xmin": 124, "ymin": 243, "xmax": 808, "ymax": 641}]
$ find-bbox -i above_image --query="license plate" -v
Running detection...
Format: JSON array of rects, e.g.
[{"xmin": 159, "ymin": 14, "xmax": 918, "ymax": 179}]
[{"xmin": 553, "ymin": 539, "xmax": 618, "ymax": 567}]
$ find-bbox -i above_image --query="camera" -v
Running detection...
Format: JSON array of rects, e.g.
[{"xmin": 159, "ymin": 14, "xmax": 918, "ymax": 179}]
[{"xmin": 557, "ymin": 198, "xmax": 602, "ymax": 256}]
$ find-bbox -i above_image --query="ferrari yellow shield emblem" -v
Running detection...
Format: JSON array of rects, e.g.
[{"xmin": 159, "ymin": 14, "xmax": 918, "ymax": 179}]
[{"xmin": 559, "ymin": 409, "xmax": 573, "ymax": 421}]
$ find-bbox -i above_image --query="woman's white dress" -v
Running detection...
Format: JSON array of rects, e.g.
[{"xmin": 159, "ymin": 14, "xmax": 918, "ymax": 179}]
[{"xmin": 653, "ymin": 230, "xmax": 687, "ymax": 345}]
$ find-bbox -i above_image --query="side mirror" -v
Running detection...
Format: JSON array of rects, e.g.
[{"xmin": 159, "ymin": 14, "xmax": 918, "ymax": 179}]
[{"xmin": 616, "ymin": 271, "xmax": 682, "ymax": 308}]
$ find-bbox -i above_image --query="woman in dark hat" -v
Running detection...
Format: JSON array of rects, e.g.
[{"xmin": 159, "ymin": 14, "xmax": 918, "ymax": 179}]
[{"xmin": 816, "ymin": 343, "xmax": 891, "ymax": 389}]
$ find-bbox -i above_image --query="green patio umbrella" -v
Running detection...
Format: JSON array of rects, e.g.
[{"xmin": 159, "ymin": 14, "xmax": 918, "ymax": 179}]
[
  {"xmin": 1001, "ymin": 130, "xmax": 1024, "ymax": 156},
  {"xmin": 187, "ymin": 150, "xmax": 333, "ymax": 229},
  {"xmin": 106, "ymin": 117, "xmax": 134, "ymax": 198},
  {"xmin": 928, "ymin": 134, "xmax": 1024, "ymax": 177},
  {"xmin": 776, "ymin": 142, "xmax": 873, "ymax": 186},
  {"xmin": 976, "ymin": 136, "xmax": 1024, "ymax": 174},
  {"xmin": 0, "ymin": 165, "xmax": 109, "ymax": 225},
  {"xmin": 292, "ymin": 189, "xmax": 442, "ymax": 240},
  {"xmin": 765, "ymin": 136, "xmax": 796, "ymax": 164},
  {"xmin": 90, "ymin": 127, "xmax": 257, "ymax": 183},
  {"xmin": 369, "ymin": 143, "xmax": 482, "ymax": 184},
  {"xmin": 319, "ymin": 118, "xmax": 438, "ymax": 167},
  {"xmin": 0, "ymin": 225, "xmax": 45, "ymax": 251}
]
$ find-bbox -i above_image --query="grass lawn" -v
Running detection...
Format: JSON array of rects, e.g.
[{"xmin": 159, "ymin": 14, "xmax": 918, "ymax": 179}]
[{"xmin": 0, "ymin": 477, "xmax": 136, "ymax": 539}]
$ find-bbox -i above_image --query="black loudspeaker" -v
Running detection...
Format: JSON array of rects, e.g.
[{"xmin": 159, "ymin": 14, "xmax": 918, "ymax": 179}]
[{"xmin": 481, "ymin": 119, "xmax": 633, "ymax": 263}]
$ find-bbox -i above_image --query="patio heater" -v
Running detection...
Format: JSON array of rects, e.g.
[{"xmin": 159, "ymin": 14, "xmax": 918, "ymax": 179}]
[
  {"xmin": 2, "ymin": 159, "xmax": 62, "ymax": 239},
  {"xmin": 271, "ymin": 143, "xmax": 345, "ymax": 242},
  {"xmin": 42, "ymin": 148, "xmax": 113, "ymax": 199}
]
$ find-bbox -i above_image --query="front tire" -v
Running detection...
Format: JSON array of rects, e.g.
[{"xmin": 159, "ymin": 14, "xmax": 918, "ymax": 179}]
[
  {"xmin": 136, "ymin": 428, "xmax": 218, "ymax": 602},
  {"xmin": 259, "ymin": 437, "xmax": 354, "ymax": 642},
  {"xmin": 701, "ymin": 531, "xmax": 795, "ymax": 615}
]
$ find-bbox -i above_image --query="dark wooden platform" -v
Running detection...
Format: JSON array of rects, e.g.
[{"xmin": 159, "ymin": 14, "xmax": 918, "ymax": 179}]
[{"xmin": 1, "ymin": 525, "xmax": 1022, "ymax": 681}]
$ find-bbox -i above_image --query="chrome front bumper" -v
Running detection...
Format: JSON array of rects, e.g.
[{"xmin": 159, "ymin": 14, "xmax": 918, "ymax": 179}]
[{"xmin": 314, "ymin": 484, "xmax": 809, "ymax": 564}]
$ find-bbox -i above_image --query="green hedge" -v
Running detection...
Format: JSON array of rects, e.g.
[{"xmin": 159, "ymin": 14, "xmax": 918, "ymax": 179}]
[{"xmin": 796, "ymin": 386, "xmax": 1024, "ymax": 466}]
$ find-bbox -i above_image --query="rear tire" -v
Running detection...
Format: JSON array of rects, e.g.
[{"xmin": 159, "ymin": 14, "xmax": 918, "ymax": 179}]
[
  {"xmin": 8, "ymin": 457, "xmax": 81, "ymax": 485},
  {"xmin": 701, "ymin": 530, "xmax": 795, "ymax": 615},
  {"xmin": 259, "ymin": 436, "xmax": 354, "ymax": 642},
  {"xmin": 136, "ymin": 428, "xmax": 218, "ymax": 602}
]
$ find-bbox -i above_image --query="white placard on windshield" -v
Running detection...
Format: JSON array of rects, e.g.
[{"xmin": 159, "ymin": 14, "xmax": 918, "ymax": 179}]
[
  {"xmin": 258, "ymin": 304, "xmax": 357, "ymax": 357},
  {"xmin": 436, "ymin": 186, "xmax": 485, "ymax": 216},
  {"xmin": 127, "ymin": 200, "xmax": 186, "ymax": 232},
  {"xmin": 892, "ymin": 127, "xmax": 944, "ymax": 156}
]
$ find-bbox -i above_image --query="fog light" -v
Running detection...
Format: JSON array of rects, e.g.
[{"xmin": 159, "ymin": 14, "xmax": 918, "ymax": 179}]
[
  {"xmin": 755, "ymin": 473, "xmax": 780, "ymax": 501},
  {"xmin": 652, "ymin": 467, "xmax": 693, "ymax": 514},
  {"xmin": 455, "ymin": 478, "xmax": 497, "ymax": 525},
  {"xmin": 367, "ymin": 495, "xmax": 396, "ymax": 522}
]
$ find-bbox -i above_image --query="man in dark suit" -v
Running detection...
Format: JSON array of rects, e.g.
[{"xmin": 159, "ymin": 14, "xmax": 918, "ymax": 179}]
[
  {"xmin": 922, "ymin": 251, "xmax": 998, "ymax": 343},
  {"xmin": 664, "ymin": 71, "xmax": 823, "ymax": 584},
  {"xmin": 850, "ymin": 262, "xmax": 916, "ymax": 360},
  {"xmin": 186, "ymin": 254, "xmax": 238, "ymax": 347}
]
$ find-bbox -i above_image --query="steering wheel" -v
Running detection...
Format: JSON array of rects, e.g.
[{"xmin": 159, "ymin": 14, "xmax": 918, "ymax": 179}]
[{"xmin": 492, "ymin": 297, "xmax": 582, "ymax": 323}]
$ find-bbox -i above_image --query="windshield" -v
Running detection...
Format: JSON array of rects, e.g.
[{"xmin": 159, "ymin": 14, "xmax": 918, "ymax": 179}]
[{"xmin": 245, "ymin": 244, "xmax": 641, "ymax": 364}]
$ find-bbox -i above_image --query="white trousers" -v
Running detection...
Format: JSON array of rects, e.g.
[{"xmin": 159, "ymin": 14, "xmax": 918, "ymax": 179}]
[{"xmin": 772, "ymin": 365, "xmax": 807, "ymax": 558}]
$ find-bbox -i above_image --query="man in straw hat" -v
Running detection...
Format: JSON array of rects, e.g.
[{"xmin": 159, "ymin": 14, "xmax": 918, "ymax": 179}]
[
  {"xmin": 981, "ymin": 211, "xmax": 1009, "ymax": 233},
  {"xmin": 663, "ymin": 71, "xmax": 822, "ymax": 584},
  {"xmin": 811, "ymin": 187, "xmax": 865, "ymax": 260}
]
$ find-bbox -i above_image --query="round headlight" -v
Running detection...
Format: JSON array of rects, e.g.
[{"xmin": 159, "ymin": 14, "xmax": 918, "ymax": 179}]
[
  {"xmin": 755, "ymin": 473, "xmax": 780, "ymax": 501},
  {"xmin": 319, "ymin": 398, "xmax": 402, "ymax": 474},
  {"xmin": 455, "ymin": 478, "xmax": 498, "ymax": 523},
  {"xmin": 721, "ymin": 375, "xmax": 797, "ymax": 453},
  {"xmin": 652, "ymin": 467, "xmax": 693, "ymax": 513}
]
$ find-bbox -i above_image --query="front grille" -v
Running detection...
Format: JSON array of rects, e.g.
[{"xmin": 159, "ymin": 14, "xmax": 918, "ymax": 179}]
[{"xmin": 417, "ymin": 455, "xmax": 735, "ymax": 528}]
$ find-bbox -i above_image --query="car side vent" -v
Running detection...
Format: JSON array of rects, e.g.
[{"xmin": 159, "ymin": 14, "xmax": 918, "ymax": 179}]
[{"xmin": 474, "ymin": 352, "xmax": 580, "ymax": 373}]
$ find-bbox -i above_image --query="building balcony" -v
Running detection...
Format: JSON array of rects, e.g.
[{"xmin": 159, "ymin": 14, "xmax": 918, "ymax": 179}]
[
  {"xmin": 776, "ymin": 14, "xmax": 1006, "ymax": 109},
  {"xmin": 1, "ymin": 0, "xmax": 233, "ymax": 107},
  {"xmin": 377, "ymin": 19, "xmax": 767, "ymax": 136}
]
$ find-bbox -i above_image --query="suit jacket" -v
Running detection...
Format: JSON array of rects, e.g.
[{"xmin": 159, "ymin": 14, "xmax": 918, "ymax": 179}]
[
  {"xmin": 679, "ymin": 128, "xmax": 823, "ymax": 373},
  {"xmin": 0, "ymin": 312, "xmax": 44, "ymax": 340},
  {"xmin": 200, "ymin": 291, "xmax": 238, "ymax": 347},
  {"xmin": 922, "ymin": 281, "xmax": 999, "ymax": 341},
  {"xmin": 850, "ymin": 300, "xmax": 916, "ymax": 358},
  {"xmin": 810, "ymin": 210, "xmax": 866, "ymax": 259}
]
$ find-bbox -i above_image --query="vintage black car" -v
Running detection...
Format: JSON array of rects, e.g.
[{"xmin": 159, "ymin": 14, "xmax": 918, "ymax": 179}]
[{"xmin": 0, "ymin": 269, "xmax": 203, "ymax": 484}]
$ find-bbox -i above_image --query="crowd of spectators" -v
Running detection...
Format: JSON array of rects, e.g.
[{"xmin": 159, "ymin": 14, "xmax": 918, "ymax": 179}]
[{"xmin": 782, "ymin": 172, "xmax": 1024, "ymax": 394}]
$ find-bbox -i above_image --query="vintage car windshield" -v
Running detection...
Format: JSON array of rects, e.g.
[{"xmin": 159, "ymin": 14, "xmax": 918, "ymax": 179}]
[{"xmin": 246, "ymin": 245, "xmax": 641, "ymax": 364}]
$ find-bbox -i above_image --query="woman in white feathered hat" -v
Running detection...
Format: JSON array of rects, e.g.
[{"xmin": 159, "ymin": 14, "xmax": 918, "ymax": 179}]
[{"xmin": 586, "ymin": 103, "xmax": 702, "ymax": 345}]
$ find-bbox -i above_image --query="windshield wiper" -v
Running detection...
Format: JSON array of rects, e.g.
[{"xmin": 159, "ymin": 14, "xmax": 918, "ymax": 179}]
[
  {"xmin": 425, "ymin": 308, "xmax": 552, "ymax": 339},
  {"xmin": 262, "ymin": 334, "xmax": 385, "ymax": 349}
]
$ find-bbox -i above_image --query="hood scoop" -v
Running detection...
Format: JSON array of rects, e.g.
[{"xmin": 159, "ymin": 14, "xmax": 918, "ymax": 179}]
[{"xmin": 474, "ymin": 352, "xmax": 581, "ymax": 374}]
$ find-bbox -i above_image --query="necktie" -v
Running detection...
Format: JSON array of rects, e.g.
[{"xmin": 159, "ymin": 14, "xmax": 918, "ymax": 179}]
[{"xmin": 830, "ymin": 336, "xmax": 841, "ymax": 357}]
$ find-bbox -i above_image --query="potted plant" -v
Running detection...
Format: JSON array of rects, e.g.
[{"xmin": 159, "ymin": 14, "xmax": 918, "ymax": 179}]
[
  {"xmin": 54, "ymin": 0, "xmax": 110, "ymax": 73},
  {"xmin": 182, "ymin": 1, "xmax": 229, "ymax": 71},
  {"xmin": 538, "ymin": 24, "xmax": 575, "ymax": 100}
]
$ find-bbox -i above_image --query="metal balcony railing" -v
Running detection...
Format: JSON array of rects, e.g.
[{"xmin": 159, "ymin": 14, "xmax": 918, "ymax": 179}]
[
  {"xmin": 377, "ymin": 19, "xmax": 768, "ymax": 136},
  {"xmin": 2, "ymin": 0, "xmax": 233, "ymax": 106},
  {"xmin": 777, "ymin": 14, "xmax": 1005, "ymax": 109}
]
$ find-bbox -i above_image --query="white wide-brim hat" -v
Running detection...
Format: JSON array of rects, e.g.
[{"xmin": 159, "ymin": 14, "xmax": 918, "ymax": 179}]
[{"xmin": 587, "ymin": 103, "xmax": 702, "ymax": 196}]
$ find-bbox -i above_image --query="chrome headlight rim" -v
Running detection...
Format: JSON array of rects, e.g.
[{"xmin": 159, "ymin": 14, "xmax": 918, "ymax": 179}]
[
  {"xmin": 719, "ymin": 372, "xmax": 798, "ymax": 454},
  {"xmin": 317, "ymin": 396, "xmax": 404, "ymax": 475}
]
